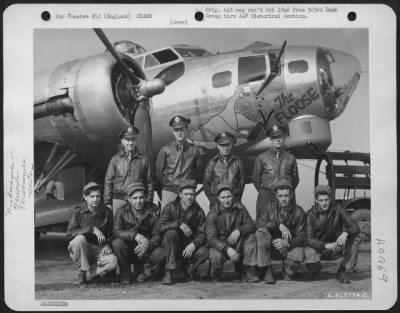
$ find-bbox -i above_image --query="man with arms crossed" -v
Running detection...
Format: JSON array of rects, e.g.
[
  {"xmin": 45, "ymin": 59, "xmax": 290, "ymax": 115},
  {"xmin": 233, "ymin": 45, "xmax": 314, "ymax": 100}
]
[
  {"xmin": 305, "ymin": 185, "xmax": 361, "ymax": 283},
  {"xmin": 155, "ymin": 115, "xmax": 200, "ymax": 209},
  {"xmin": 112, "ymin": 182, "xmax": 163, "ymax": 284},
  {"xmin": 67, "ymin": 182, "xmax": 118, "ymax": 284},
  {"xmin": 256, "ymin": 178, "xmax": 306, "ymax": 283},
  {"xmin": 157, "ymin": 179, "xmax": 209, "ymax": 285},
  {"xmin": 104, "ymin": 125, "xmax": 154, "ymax": 215},
  {"xmin": 203, "ymin": 131, "xmax": 245, "ymax": 206},
  {"xmin": 206, "ymin": 184, "xmax": 259, "ymax": 283},
  {"xmin": 252, "ymin": 125, "xmax": 299, "ymax": 219}
]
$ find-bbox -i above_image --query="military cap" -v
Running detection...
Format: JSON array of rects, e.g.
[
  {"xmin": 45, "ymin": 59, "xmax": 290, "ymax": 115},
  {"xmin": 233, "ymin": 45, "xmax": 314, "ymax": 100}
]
[
  {"xmin": 119, "ymin": 125, "xmax": 139, "ymax": 139},
  {"xmin": 216, "ymin": 183, "xmax": 233, "ymax": 195},
  {"xmin": 126, "ymin": 182, "xmax": 146, "ymax": 196},
  {"xmin": 314, "ymin": 185, "xmax": 332, "ymax": 197},
  {"xmin": 169, "ymin": 115, "xmax": 191, "ymax": 129},
  {"xmin": 215, "ymin": 131, "xmax": 235, "ymax": 145},
  {"xmin": 83, "ymin": 182, "xmax": 102, "ymax": 194},
  {"xmin": 178, "ymin": 179, "xmax": 197, "ymax": 191},
  {"xmin": 274, "ymin": 178, "xmax": 292, "ymax": 191},
  {"xmin": 266, "ymin": 124, "xmax": 287, "ymax": 138}
]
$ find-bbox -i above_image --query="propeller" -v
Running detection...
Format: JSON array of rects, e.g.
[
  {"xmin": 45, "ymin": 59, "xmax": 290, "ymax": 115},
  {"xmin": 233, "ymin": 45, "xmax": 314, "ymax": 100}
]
[
  {"xmin": 94, "ymin": 28, "xmax": 165, "ymax": 99},
  {"xmin": 94, "ymin": 28, "xmax": 158, "ymax": 161}
]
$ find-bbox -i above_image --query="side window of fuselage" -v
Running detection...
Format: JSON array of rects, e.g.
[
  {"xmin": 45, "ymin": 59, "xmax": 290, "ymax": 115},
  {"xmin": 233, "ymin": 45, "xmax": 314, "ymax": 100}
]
[
  {"xmin": 212, "ymin": 71, "xmax": 232, "ymax": 88},
  {"xmin": 238, "ymin": 55, "xmax": 266, "ymax": 85}
]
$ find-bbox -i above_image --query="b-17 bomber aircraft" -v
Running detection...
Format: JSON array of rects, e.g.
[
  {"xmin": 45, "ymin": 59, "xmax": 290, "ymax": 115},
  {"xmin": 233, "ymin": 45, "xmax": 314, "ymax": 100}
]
[{"xmin": 34, "ymin": 29, "xmax": 361, "ymax": 237}]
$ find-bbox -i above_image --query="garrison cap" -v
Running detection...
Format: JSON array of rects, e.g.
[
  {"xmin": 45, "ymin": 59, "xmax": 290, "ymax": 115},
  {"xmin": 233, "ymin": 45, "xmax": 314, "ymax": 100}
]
[
  {"xmin": 314, "ymin": 185, "xmax": 332, "ymax": 197},
  {"xmin": 178, "ymin": 179, "xmax": 197, "ymax": 191},
  {"xmin": 266, "ymin": 124, "xmax": 287, "ymax": 138},
  {"xmin": 83, "ymin": 182, "xmax": 102, "ymax": 194},
  {"xmin": 126, "ymin": 182, "xmax": 146, "ymax": 196},
  {"xmin": 274, "ymin": 178, "xmax": 293, "ymax": 191},
  {"xmin": 216, "ymin": 183, "xmax": 233, "ymax": 195},
  {"xmin": 169, "ymin": 115, "xmax": 191, "ymax": 129},
  {"xmin": 119, "ymin": 125, "xmax": 139, "ymax": 139},
  {"xmin": 215, "ymin": 132, "xmax": 235, "ymax": 145}
]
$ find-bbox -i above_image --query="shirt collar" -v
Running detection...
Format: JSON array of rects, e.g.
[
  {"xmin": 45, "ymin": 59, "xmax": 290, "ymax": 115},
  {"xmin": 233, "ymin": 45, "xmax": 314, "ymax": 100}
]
[
  {"xmin": 120, "ymin": 148, "xmax": 138, "ymax": 158},
  {"xmin": 82, "ymin": 202, "xmax": 105, "ymax": 216}
]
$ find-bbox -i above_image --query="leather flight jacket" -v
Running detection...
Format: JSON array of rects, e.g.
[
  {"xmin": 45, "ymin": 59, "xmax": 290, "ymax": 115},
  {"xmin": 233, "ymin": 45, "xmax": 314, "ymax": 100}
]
[
  {"xmin": 158, "ymin": 198, "xmax": 206, "ymax": 248},
  {"xmin": 203, "ymin": 153, "xmax": 245, "ymax": 200},
  {"xmin": 256, "ymin": 200, "xmax": 306, "ymax": 248},
  {"xmin": 113, "ymin": 202, "xmax": 161, "ymax": 249},
  {"xmin": 252, "ymin": 148, "xmax": 299, "ymax": 191},
  {"xmin": 104, "ymin": 149, "xmax": 154, "ymax": 205},
  {"xmin": 155, "ymin": 140, "xmax": 200, "ymax": 193},
  {"xmin": 206, "ymin": 201, "xmax": 256, "ymax": 253},
  {"xmin": 306, "ymin": 203, "xmax": 361, "ymax": 251}
]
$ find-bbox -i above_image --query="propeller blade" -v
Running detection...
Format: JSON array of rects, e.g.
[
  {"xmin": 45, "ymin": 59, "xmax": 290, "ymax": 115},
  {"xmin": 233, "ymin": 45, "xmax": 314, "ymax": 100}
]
[
  {"xmin": 93, "ymin": 28, "xmax": 141, "ymax": 85},
  {"xmin": 134, "ymin": 101, "xmax": 153, "ymax": 163}
]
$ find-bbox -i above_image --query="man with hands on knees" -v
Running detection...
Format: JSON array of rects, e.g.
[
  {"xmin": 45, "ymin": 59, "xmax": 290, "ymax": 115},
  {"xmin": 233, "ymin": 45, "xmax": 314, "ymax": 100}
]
[
  {"xmin": 157, "ymin": 179, "xmax": 209, "ymax": 285},
  {"xmin": 304, "ymin": 185, "xmax": 361, "ymax": 283},
  {"xmin": 256, "ymin": 178, "xmax": 306, "ymax": 284},
  {"xmin": 67, "ymin": 183, "xmax": 118, "ymax": 285},
  {"xmin": 112, "ymin": 182, "xmax": 163, "ymax": 284},
  {"xmin": 206, "ymin": 184, "xmax": 259, "ymax": 283}
]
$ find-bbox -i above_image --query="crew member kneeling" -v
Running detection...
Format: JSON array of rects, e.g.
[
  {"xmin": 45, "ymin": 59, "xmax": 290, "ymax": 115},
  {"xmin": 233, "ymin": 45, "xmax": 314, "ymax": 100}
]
[
  {"xmin": 67, "ymin": 182, "xmax": 118, "ymax": 284},
  {"xmin": 256, "ymin": 178, "xmax": 305, "ymax": 283},
  {"xmin": 206, "ymin": 184, "xmax": 259, "ymax": 282},
  {"xmin": 305, "ymin": 185, "xmax": 361, "ymax": 283},
  {"xmin": 158, "ymin": 179, "xmax": 209, "ymax": 285},
  {"xmin": 112, "ymin": 182, "xmax": 163, "ymax": 284}
]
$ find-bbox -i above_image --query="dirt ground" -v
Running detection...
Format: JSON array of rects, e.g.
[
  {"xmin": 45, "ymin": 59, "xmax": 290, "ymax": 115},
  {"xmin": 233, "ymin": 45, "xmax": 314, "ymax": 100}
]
[{"xmin": 35, "ymin": 233, "xmax": 371, "ymax": 300}]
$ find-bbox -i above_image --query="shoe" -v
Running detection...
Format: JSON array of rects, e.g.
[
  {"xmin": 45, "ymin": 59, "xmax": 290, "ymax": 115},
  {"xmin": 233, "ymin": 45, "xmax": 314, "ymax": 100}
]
[
  {"xmin": 243, "ymin": 266, "xmax": 260, "ymax": 283},
  {"xmin": 264, "ymin": 266, "xmax": 275, "ymax": 284},
  {"xmin": 136, "ymin": 272, "xmax": 149, "ymax": 282},
  {"xmin": 210, "ymin": 268, "xmax": 222, "ymax": 282},
  {"xmin": 120, "ymin": 275, "xmax": 131, "ymax": 284},
  {"xmin": 74, "ymin": 270, "xmax": 86, "ymax": 285},
  {"xmin": 337, "ymin": 270, "xmax": 351, "ymax": 283},
  {"xmin": 161, "ymin": 270, "xmax": 173, "ymax": 285}
]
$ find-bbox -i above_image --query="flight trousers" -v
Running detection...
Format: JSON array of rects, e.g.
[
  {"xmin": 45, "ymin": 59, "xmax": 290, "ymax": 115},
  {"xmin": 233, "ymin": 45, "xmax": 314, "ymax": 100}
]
[
  {"xmin": 256, "ymin": 227, "xmax": 304, "ymax": 275},
  {"xmin": 209, "ymin": 233, "xmax": 258, "ymax": 271},
  {"xmin": 161, "ymin": 229, "xmax": 209, "ymax": 274},
  {"xmin": 112, "ymin": 238, "xmax": 164, "ymax": 280},
  {"xmin": 304, "ymin": 234, "xmax": 361, "ymax": 273},
  {"xmin": 68, "ymin": 235, "xmax": 118, "ymax": 277}
]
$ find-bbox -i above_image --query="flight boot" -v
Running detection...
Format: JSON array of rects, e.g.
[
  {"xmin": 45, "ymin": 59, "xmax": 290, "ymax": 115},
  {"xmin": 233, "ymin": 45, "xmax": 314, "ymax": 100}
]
[
  {"xmin": 74, "ymin": 270, "xmax": 87, "ymax": 285},
  {"xmin": 242, "ymin": 266, "xmax": 260, "ymax": 283},
  {"xmin": 264, "ymin": 265, "xmax": 275, "ymax": 284},
  {"xmin": 161, "ymin": 270, "xmax": 174, "ymax": 285}
]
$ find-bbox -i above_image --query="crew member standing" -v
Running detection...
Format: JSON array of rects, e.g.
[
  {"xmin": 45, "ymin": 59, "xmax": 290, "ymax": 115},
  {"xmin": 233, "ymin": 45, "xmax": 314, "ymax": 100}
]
[
  {"xmin": 203, "ymin": 131, "xmax": 245, "ymax": 207},
  {"xmin": 155, "ymin": 115, "xmax": 200, "ymax": 210},
  {"xmin": 252, "ymin": 125, "xmax": 299, "ymax": 219},
  {"xmin": 104, "ymin": 125, "xmax": 154, "ymax": 215}
]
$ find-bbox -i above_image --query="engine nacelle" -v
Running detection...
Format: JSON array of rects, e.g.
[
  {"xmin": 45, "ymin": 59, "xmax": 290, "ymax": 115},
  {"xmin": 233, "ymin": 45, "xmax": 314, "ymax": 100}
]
[{"xmin": 34, "ymin": 52, "xmax": 145, "ymax": 148}]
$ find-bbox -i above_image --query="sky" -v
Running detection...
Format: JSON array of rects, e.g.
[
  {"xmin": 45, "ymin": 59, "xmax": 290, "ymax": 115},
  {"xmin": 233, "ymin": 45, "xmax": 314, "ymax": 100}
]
[{"xmin": 34, "ymin": 28, "xmax": 369, "ymax": 215}]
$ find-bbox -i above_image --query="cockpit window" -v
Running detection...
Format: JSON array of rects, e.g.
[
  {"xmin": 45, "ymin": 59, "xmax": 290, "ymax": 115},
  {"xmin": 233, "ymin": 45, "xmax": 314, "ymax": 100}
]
[
  {"xmin": 288, "ymin": 60, "xmax": 308, "ymax": 73},
  {"xmin": 238, "ymin": 55, "xmax": 266, "ymax": 85},
  {"xmin": 145, "ymin": 49, "xmax": 179, "ymax": 68},
  {"xmin": 175, "ymin": 48, "xmax": 212, "ymax": 58},
  {"xmin": 153, "ymin": 49, "xmax": 179, "ymax": 63},
  {"xmin": 145, "ymin": 54, "xmax": 160, "ymax": 68}
]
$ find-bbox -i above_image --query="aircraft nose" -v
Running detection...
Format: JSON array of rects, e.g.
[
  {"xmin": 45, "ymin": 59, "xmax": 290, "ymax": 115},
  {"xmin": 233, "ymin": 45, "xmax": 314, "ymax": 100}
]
[{"xmin": 317, "ymin": 48, "xmax": 361, "ymax": 119}]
